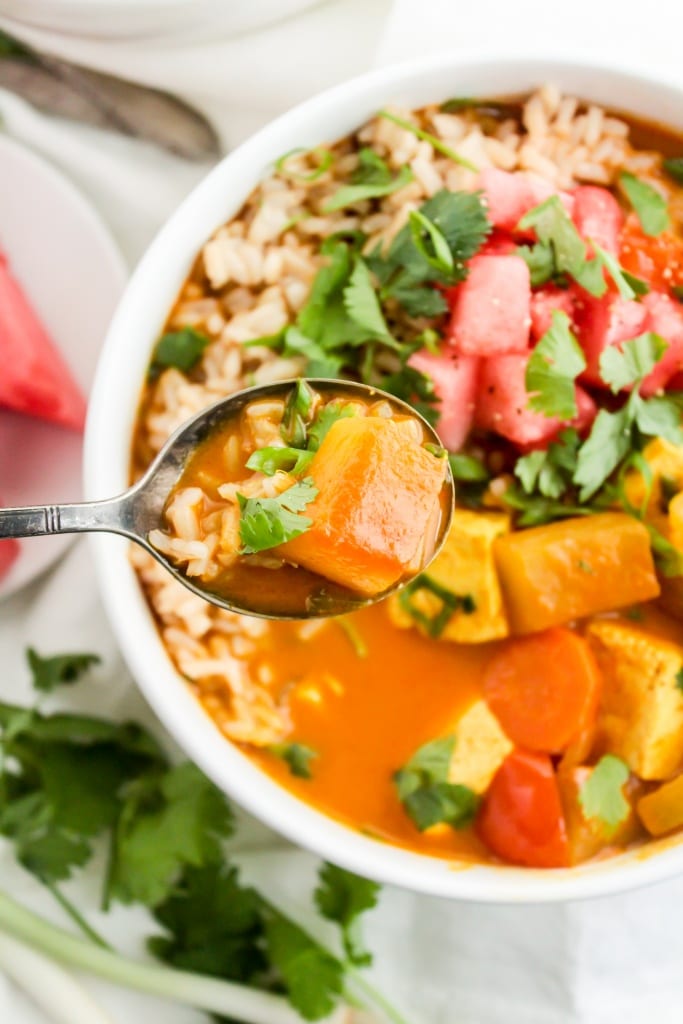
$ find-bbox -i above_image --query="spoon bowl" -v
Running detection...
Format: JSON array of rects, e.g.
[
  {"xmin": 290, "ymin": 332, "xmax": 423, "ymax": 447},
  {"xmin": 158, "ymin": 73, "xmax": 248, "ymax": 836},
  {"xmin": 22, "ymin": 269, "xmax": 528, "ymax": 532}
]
[{"xmin": 0, "ymin": 379, "xmax": 454, "ymax": 618}]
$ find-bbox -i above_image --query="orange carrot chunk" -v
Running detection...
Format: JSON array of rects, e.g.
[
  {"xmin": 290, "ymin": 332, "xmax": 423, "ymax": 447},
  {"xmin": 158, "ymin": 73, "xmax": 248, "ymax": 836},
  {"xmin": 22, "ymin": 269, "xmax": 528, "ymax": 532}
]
[
  {"xmin": 477, "ymin": 750, "xmax": 570, "ymax": 868},
  {"xmin": 278, "ymin": 416, "xmax": 446, "ymax": 596},
  {"xmin": 482, "ymin": 628, "xmax": 601, "ymax": 754}
]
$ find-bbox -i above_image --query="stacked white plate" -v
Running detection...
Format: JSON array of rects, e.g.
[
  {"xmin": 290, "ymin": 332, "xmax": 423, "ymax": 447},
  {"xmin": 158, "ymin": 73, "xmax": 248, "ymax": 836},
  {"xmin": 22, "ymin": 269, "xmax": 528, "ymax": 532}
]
[{"xmin": 0, "ymin": 0, "xmax": 322, "ymax": 40}]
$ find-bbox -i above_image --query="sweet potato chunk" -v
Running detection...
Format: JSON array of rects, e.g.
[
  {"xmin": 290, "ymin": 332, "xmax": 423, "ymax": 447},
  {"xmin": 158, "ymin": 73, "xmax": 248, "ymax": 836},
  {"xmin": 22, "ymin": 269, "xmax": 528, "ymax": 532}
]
[
  {"xmin": 558, "ymin": 765, "xmax": 642, "ymax": 863},
  {"xmin": 494, "ymin": 512, "xmax": 660, "ymax": 634},
  {"xmin": 279, "ymin": 417, "xmax": 446, "ymax": 596},
  {"xmin": 638, "ymin": 773, "xmax": 683, "ymax": 836}
]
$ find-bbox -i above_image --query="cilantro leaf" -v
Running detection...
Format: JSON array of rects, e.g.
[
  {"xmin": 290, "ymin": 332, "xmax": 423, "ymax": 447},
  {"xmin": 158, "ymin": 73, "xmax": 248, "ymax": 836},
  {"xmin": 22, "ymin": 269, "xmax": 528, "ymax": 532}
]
[
  {"xmin": 448, "ymin": 453, "xmax": 490, "ymax": 482},
  {"xmin": 268, "ymin": 742, "xmax": 318, "ymax": 779},
  {"xmin": 343, "ymin": 259, "xmax": 394, "ymax": 341},
  {"xmin": 26, "ymin": 649, "xmax": 100, "ymax": 693},
  {"xmin": 398, "ymin": 575, "xmax": 475, "ymax": 638},
  {"xmin": 264, "ymin": 913, "xmax": 344, "ymax": 1021},
  {"xmin": 149, "ymin": 863, "xmax": 268, "ymax": 986},
  {"xmin": 238, "ymin": 478, "xmax": 318, "ymax": 554},
  {"xmin": 599, "ymin": 332, "xmax": 667, "ymax": 393},
  {"xmin": 307, "ymin": 402, "xmax": 358, "ymax": 451},
  {"xmin": 246, "ymin": 446, "xmax": 314, "ymax": 477},
  {"xmin": 676, "ymin": 667, "xmax": 683, "ymax": 692},
  {"xmin": 663, "ymin": 158, "xmax": 683, "ymax": 185},
  {"xmin": 516, "ymin": 241, "xmax": 557, "ymax": 287},
  {"xmin": 314, "ymin": 862, "xmax": 380, "ymax": 967},
  {"xmin": 633, "ymin": 392, "xmax": 683, "ymax": 444},
  {"xmin": 514, "ymin": 428, "xmax": 580, "ymax": 500},
  {"xmin": 619, "ymin": 172, "xmax": 670, "ymax": 236},
  {"xmin": 578, "ymin": 755, "xmax": 631, "ymax": 833},
  {"xmin": 502, "ymin": 483, "xmax": 595, "ymax": 526},
  {"xmin": 518, "ymin": 196, "xmax": 604, "ymax": 295},
  {"xmin": 525, "ymin": 311, "xmax": 586, "ymax": 418},
  {"xmin": 150, "ymin": 327, "xmax": 210, "ymax": 375},
  {"xmin": 573, "ymin": 405, "xmax": 633, "ymax": 501},
  {"xmin": 106, "ymin": 762, "xmax": 234, "ymax": 908},
  {"xmin": 297, "ymin": 240, "xmax": 352, "ymax": 341},
  {"xmin": 323, "ymin": 159, "xmax": 413, "ymax": 212},
  {"xmin": 280, "ymin": 327, "xmax": 344, "ymax": 378},
  {"xmin": 409, "ymin": 210, "xmax": 455, "ymax": 277},
  {"xmin": 394, "ymin": 735, "xmax": 479, "ymax": 832}
]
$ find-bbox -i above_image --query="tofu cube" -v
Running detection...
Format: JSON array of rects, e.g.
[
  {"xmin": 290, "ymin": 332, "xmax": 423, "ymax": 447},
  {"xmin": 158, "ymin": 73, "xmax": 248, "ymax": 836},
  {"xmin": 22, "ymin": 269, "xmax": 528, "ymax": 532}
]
[
  {"xmin": 588, "ymin": 619, "xmax": 683, "ymax": 780},
  {"xmin": 387, "ymin": 510, "xmax": 510, "ymax": 643},
  {"xmin": 448, "ymin": 699, "xmax": 513, "ymax": 793}
]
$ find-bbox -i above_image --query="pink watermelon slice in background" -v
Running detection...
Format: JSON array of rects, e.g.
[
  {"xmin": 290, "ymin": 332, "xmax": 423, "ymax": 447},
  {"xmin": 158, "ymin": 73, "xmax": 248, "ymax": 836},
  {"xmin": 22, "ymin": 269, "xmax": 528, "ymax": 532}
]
[{"xmin": 0, "ymin": 252, "xmax": 86, "ymax": 431}]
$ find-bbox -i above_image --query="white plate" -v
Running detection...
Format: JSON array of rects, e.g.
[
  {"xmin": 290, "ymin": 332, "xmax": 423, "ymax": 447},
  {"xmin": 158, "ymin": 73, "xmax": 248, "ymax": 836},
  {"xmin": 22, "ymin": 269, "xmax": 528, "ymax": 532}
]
[
  {"xmin": 0, "ymin": 0, "xmax": 323, "ymax": 40},
  {"xmin": 0, "ymin": 134, "xmax": 126, "ymax": 600}
]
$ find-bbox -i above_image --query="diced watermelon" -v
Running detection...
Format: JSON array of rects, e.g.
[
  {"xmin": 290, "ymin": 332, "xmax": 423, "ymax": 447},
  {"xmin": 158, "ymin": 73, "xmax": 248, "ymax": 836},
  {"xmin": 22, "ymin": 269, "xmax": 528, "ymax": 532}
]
[
  {"xmin": 0, "ymin": 253, "xmax": 86, "ymax": 430},
  {"xmin": 407, "ymin": 347, "xmax": 479, "ymax": 452},
  {"xmin": 0, "ymin": 537, "xmax": 19, "ymax": 579},
  {"xmin": 572, "ymin": 185, "xmax": 623, "ymax": 255},
  {"xmin": 477, "ymin": 168, "xmax": 555, "ymax": 232},
  {"xmin": 479, "ymin": 229, "xmax": 517, "ymax": 256},
  {"xmin": 475, "ymin": 353, "xmax": 596, "ymax": 447},
  {"xmin": 447, "ymin": 254, "xmax": 531, "ymax": 357},
  {"xmin": 573, "ymin": 288, "xmax": 647, "ymax": 386},
  {"xmin": 639, "ymin": 292, "xmax": 683, "ymax": 396},
  {"xmin": 530, "ymin": 286, "xmax": 575, "ymax": 341}
]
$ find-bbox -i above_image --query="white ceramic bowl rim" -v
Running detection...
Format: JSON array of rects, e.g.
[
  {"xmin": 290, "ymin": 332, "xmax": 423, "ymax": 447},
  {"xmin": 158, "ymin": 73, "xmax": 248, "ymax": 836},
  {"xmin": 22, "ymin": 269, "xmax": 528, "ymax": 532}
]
[{"xmin": 85, "ymin": 53, "xmax": 683, "ymax": 903}]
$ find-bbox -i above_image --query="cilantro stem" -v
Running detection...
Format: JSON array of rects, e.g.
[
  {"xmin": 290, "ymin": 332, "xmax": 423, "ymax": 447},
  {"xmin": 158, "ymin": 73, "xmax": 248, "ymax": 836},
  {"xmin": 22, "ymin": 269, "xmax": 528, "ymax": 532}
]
[
  {"xmin": 335, "ymin": 617, "xmax": 368, "ymax": 658},
  {"xmin": 346, "ymin": 967, "xmax": 413, "ymax": 1024},
  {"xmin": 44, "ymin": 880, "xmax": 112, "ymax": 951},
  {"xmin": 0, "ymin": 890, "xmax": 316, "ymax": 1024},
  {"xmin": 378, "ymin": 110, "xmax": 478, "ymax": 172}
]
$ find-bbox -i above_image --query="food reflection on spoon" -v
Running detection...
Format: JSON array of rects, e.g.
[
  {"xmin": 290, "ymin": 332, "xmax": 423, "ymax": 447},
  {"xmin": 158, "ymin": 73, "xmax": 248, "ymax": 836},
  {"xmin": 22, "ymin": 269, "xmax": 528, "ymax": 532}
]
[{"xmin": 0, "ymin": 379, "xmax": 453, "ymax": 619}]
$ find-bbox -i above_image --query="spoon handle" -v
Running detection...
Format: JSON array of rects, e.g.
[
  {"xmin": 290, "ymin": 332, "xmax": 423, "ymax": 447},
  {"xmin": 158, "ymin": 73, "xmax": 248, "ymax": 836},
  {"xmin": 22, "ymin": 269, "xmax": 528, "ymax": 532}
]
[{"xmin": 0, "ymin": 498, "xmax": 129, "ymax": 539}]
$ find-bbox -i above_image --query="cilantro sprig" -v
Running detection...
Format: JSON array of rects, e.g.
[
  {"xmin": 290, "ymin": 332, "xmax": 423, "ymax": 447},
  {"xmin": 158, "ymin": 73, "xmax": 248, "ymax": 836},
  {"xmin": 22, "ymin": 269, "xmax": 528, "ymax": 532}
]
[
  {"xmin": 150, "ymin": 327, "xmax": 210, "ymax": 376},
  {"xmin": 323, "ymin": 148, "xmax": 413, "ymax": 211},
  {"xmin": 238, "ymin": 478, "xmax": 318, "ymax": 554},
  {"xmin": 394, "ymin": 735, "xmax": 479, "ymax": 832},
  {"xmin": 578, "ymin": 755, "xmax": 631, "ymax": 833},
  {"xmin": 619, "ymin": 172, "xmax": 670, "ymax": 237},
  {"xmin": 525, "ymin": 311, "xmax": 586, "ymax": 419}
]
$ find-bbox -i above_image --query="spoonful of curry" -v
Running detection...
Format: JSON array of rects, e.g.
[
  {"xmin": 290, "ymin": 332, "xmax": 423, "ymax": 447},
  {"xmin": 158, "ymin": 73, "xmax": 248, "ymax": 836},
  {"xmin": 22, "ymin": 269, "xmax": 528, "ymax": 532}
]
[{"xmin": 0, "ymin": 379, "xmax": 453, "ymax": 618}]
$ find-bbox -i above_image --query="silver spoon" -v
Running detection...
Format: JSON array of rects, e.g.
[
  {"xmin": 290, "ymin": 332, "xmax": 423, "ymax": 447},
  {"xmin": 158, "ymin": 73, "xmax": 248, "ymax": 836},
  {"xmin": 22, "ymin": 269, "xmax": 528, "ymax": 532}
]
[{"xmin": 0, "ymin": 379, "xmax": 454, "ymax": 619}]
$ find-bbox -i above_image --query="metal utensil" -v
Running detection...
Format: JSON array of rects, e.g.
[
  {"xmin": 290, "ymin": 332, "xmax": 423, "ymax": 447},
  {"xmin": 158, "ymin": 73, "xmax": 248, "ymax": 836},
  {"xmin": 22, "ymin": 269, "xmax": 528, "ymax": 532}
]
[
  {"xmin": 0, "ymin": 30, "xmax": 220, "ymax": 161},
  {"xmin": 0, "ymin": 380, "xmax": 454, "ymax": 619}
]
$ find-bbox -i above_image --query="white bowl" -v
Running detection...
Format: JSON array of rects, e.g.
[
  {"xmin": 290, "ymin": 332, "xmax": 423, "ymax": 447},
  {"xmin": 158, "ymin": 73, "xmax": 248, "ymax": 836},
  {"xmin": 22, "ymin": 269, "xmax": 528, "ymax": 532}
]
[{"xmin": 85, "ymin": 55, "xmax": 683, "ymax": 902}]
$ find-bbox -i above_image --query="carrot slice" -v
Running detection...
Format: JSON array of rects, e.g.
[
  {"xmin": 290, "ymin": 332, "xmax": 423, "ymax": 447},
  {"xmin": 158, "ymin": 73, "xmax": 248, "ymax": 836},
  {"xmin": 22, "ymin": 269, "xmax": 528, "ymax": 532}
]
[
  {"xmin": 482, "ymin": 628, "xmax": 600, "ymax": 753},
  {"xmin": 477, "ymin": 750, "xmax": 570, "ymax": 868}
]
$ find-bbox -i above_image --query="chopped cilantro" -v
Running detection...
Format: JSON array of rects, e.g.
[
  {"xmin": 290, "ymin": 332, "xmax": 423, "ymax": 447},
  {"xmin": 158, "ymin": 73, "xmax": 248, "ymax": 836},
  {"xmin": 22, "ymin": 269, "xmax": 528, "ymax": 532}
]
[
  {"xmin": 314, "ymin": 863, "xmax": 380, "ymax": 967},
  {"xmin": 578, "ymin": 755, "xmax": 631, "ymax": 833},
  {"xmin": 246, "ymin": 446, "xmax": 314, "ymax": 477},
  {"xmin": 599, "ymin": 332, "xmax": 668, "ymax": 393},
  {"xmin": 264, "ymin": 912, "xmax": 344, "ymax": 1020},
  {"xmin": 377, "ymin": 110, "xmax": 478, "ymax": 171},
  {"xmin": 676, "ymin": 667, "xmax": 683, "ymax": 692},
  {"xmin": 307, "ymin": 401, "xmax": 357, "ymax": 451},
  {"xmin": 672, "ymin": 284, "xmax": 683, "ymax": 303},
  {"xmin": 238, "ymin": 478, "xmax": 318, "ymax": 554},
  {"xmin": 448, "ymin": 452, "xmax": 490, "ymax": 482},
  {"xmin": 394, "ymin": 735, "xmax": 479, "ymax": 832},
  {"xmin": 343, "ymin": 258, "xmax": 395, "ymax": 342},
  {"xmin": 150, "ymin": 327, "xmax": 210, "ymax": 375},
  {"xmin": 619, "ymin": 172, "xmax": 670, "ymax": 236},
  {"xmin": 525, "ymin": 311, "xmax": 586, "ymax": 419},
  {"xmin": 577, "ymin": 559, "xmax": 595, "ymax": 574},
  {"xmin": 573, "ymin": 404, "xmax": 633, "ymax": 501},
  {"xmin": 382, "ymin": 362, "xmax": 440, "ymax": 426},
  {"xmin": 663, "ymin": 158, "xmax": 683, "ymax": 185},
  {"xmin": 26, "ymin": 649, "xmax": 100, "ymax": 693},
  {"xmin": 518, "ymin": 196, "xmax": 605, "ymax": 296},
  {"xmin": 501, "ymin": 483, "xmax": 595, "ymax": 527},
  {"xmin": 515, "ymin": 429, "xmax": 581, "ymax": 500},
  {"xmin": 516, "ymin": 240, "xmax": 557, "ymax": 287},
  {"xmin": 591, "ymin": 242, "xmax": 649, "ymax": 300},
  {"xmin": 268, "ymin": 742, "xmax": 318, "ymax": 779},
  {"xmin": 323, "ymin": 149, "xmax": 413, "ymax": 211},
  {"xmin": 398, "ymin": 575, "xmax": 475, "ymax": 638}
]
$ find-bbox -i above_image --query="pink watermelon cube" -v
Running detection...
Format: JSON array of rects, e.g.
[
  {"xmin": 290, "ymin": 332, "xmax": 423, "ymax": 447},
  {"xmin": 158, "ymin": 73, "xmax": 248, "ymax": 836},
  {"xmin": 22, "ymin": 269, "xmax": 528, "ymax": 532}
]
[
  {"xmin": 477, "ymin": 168, "xmax": 555, "ymax": 232},
  {"xmin": 639, "ymin": 292, "xmax": 683, "ymax": 396},
  {"xmin": 408, "ymin": 347, "xmax": 479, "ymax": 452},
  {"xmin": 447, "ymin": 254, "xmax": 531, "ymax": 357},
  {"xmin": 530, "ymin": 286, "xmax": 576, "ymax": 341},
  {"xmin": 572, "ymin": 185, "xmax": 623, "ymax": 255},
  {"xmin": 475, "ymin": 353, "xmax": 596, "ymax": 447},
  {"xmin": 479, "ymin": 229, "xmax": 517, "ymax": 257},
  {"xmin": 0, "ymin": 253, "xmax": 86, "ymax": 430},
  {"xmin": 573, "ymin": 288, "xmax": 647, "ymax": 386}
]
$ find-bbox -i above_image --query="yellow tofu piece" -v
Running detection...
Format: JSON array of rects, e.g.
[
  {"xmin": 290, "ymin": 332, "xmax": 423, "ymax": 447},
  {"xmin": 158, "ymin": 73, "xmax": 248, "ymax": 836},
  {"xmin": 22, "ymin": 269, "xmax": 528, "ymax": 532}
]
[
  {"xmin": 387, "ymin": 510, "xmax": 510, "ymax": 643},
  {"xmin": 623, "ymin": 439, "xmax": 683, "ymax": 531},
  {"xmin": 557, "ymin": 765, "xmax": 641, "ymax": 864},
  {"xmin": 448, "ymin": 699, "xmax": 513, "ymax": 793},
  {"xmin": 588, "ymin": 619, "xmax": 683, "ymax": 780},
  {"xmin": 638, "ymin": 773, "xmax": 683, "ymax": 836}
]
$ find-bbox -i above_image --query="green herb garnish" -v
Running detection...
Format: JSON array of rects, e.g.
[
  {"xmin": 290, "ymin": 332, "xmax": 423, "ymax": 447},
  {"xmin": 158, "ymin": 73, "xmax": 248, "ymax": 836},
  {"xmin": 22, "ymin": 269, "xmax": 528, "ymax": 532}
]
[
  {"xmin": 268, "ymin": 742, "xmax": 318, "ymax": 779},
  {"xmin": 275, "ymin": 146, "xmax": 334, "ymax": 181},
  {"xmin": 307, "ymin": 401, "xmax": 358, "ymax": 451},
  {"xmin": 514, "ymin": 428, "xmax": 581, "ymax": 500},
  {"xmin": 26, "ymin": 649, "xmax": 100, "ymax": 694},
  {"xmin": 150, "ymin": 327, "xmax": 210, "ymax": 374},
  {"xmin": 398, "ymin": 575, "xmax": 475, "ymax": 638},
  {"xmin": 578, "ymin": 755, "xmax": 631, "ymax": 833},
  {"xmin": 314, "ymin": 863, "xmax": 380, "ymax": 967},
  {"xmin": 246, "ymin": 446, "xmax": 315, "ymax": 477},
  {"xmin": 323, "ymin": 149, "xmax": 413, "ymax": 211},
  {"xmin": 663, "ymin": 158, "xmax": 683, "ymax": 185},
  {"xmin": 525, "ymin": 310, "xmax": 586, "ymax": 419},
  {"xmin": 619, "ymin": 171, "xmax": 670, "ymax": 237},
  {"xmin": 377, "ymin": 110, "xmax": 478, "ymax": 171},
  {"xmin": 281, "ymin": 378, "xmax": 316, "ymax": 448},
  {"xmin": 394, "ymin": 736, "xmax": 479, "ymax": 832},
  {"xmin": 335, "ymin": 617, "xmax": 368, "ymax": 658},
  {"xmin": 238, "ymin": 478, "xmax": 318, "ymax": 553}
]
